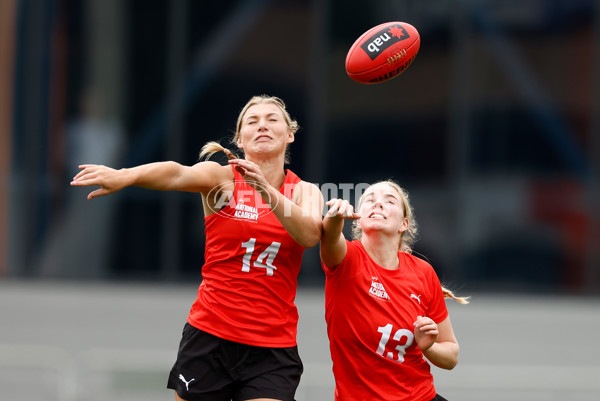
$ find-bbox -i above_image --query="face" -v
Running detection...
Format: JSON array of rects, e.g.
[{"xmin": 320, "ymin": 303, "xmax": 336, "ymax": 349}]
[
  {"xmin": 358, "ymin": 183, "xmax": 409, "ymax": 236},
  {"xmin": 236, "ymin": 103, "xmax": 294, "ymax": 157}
]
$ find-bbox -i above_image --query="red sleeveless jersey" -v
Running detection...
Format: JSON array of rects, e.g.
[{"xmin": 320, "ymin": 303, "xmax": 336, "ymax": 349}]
[
  {"xmin": 187, "ymin": 167, "xmax": 305, "ymax": 347},
  {"xmin": 323, "ymin": 240, "xmax": 449, "ymax": 401}
]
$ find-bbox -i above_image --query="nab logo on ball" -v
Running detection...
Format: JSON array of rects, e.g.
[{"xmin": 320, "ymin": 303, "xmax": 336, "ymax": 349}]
[
  {"xmin": 360, "ymin": 24, "xmax": 410, "ymax": 61},
  {"xmin": 345, "ymin": 21, "xmax": 420, "ymax": 84}
]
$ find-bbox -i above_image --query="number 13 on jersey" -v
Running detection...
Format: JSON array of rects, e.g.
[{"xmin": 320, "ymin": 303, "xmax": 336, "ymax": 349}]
[
  {"xmin": 241, "ymin": 238, "xmax": 281, "ymax": 276},
  {"xmin": 377, "ymin": 323, "xmax": 414, "ymax": 363}
]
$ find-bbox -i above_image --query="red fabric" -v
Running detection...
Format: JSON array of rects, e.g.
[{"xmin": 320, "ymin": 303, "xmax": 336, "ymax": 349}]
[
  {"xmin": 323, "ymin": 240, "xmax": 448, "ymax": 401},
  {"xmin": 187, "ymin": 167, "xmax": 304, "ymax": 347}
]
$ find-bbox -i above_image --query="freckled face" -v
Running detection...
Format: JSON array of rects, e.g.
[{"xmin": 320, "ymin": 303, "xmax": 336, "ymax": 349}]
[{"xmin": 237, "ymin": 103, "xmax": 294, "ymax": 157}]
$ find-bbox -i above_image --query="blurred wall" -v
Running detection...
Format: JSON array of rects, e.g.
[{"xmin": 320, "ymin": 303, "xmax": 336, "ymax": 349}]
[
  {"xmin": 0, "ymin": 0, "xmax": 17, "ymax": 276},
  {"xmin": 3, "ymin": 0, "xmax": 599, "ymax": 293}
]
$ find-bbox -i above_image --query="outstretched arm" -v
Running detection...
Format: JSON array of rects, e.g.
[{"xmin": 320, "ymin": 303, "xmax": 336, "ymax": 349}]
[
  {"xmin": 70, "ymin": 161, "xmax": 230, "ymax": 200},
  {"xmin": 320, "ymin": 199, "xmax": 360, "ymax": 269},
  {"xmin": 413, "ymin": 316, "xmax": 459, "ymax": 370}
]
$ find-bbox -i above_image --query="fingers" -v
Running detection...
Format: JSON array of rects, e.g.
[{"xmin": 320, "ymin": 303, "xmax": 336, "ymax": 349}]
[
  {"xmin": 70, "ymin": 165, "xmax": 110, "ymax": 199},
  {"xmin": 414, "ymin": 316, "xmax": 433, "ymax": 327},
  {"xmin": 223, "ymin": 148, "xmax": 236, "ymax": 160},
  {"xmin": 71, "ymin": 174, "xmax": 98, "ymax": 186},
  {"xmin": 71, "ymin": 171, "xmax": 103, "ymax": 187},
  {"xmin": 233, "ymin": 165, "xmax": 247, "ymax": 177},
  {"xmin": 87, "ymin": 188, "xmax": 108, "ymax": 200},
  {"xmin": 71, "ymin": 178, "xmax": 107, "ymax": 199},
  {"xmin": 228, "ymin": 159, "xmax": 264, "ymax": 182},
  {"xmin": 414, "ymin": 316, "xmax": 439, "ymax": 352},
  {"xmin": 414, "ymin": 316, "xmax": 439, "ymax": 336},
  {"xmin": 72, "ymin": 166, "xmax": 93, "ymax": 181},
  {"xmin": 71, "ymin": 164, "xmax": 103, "ymax": 182},
  {"xmin": 326, "ymin": 199, "xmax": 361, "ymax": 219},
  {"xmin": 228, "ymin": 159, "xmax": 258, "ymax": 172},
  {"xmin": 70, "ymin": 178, "xmax": 98, "ymax": 187},
  {"xmin": 228, "ymin": 160, "xmax": 271, "ymax": 196},
  {"xmin": 325, "ymin": 198, "xmax": 344, "ymax": 217}
]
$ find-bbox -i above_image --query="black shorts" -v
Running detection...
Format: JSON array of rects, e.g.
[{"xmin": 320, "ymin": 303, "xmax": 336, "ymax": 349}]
[
  {"xmin": 167, "ymin": 323, "xmax": 303, "ymax": 401},
  {"xmin": 431, "ymin": 394, "xmax": 449, "ymax": 401}
]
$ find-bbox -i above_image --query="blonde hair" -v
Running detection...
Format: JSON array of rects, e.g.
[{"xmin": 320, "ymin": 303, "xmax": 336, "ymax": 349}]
[
  {"xmin": 199, "ymin": 141, "xmax": 236, "ymax": 161},
  {"xmin": 352, "ymin": 180, "xmax": 469, "ymax": 305},
  {"xmin": 199, "ymin": 95, "xmax": 299, "ymax": 163},
  {"xmin": 442, "ymin": 287, "xmax": 470, "ymax": 304}
]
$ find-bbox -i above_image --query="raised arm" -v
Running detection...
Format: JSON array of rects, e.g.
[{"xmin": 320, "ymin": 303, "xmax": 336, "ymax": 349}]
[
  {"xmin": 266, "ymin": 180, "xmax": 324, "ymax": 249},
  {"xmin": 225, "ymin": 158, "xmax": 323, "ymax": 248},
  {"xmin": 70, "ymin": 161, "xmax": 231, "ymax": 200},
  {"xmin": 320, "ymin": 199, "xmax": 360, "ymax": 269}
]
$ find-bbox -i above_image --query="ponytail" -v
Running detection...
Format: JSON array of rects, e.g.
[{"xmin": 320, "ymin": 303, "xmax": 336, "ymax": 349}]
[
  {"xmin": 199, "ymin": 141, "xmax": 238, "ymax": 161},
  {"xmin": 442, "ymin": 287, "xmax": 470, "ymax": 304}
]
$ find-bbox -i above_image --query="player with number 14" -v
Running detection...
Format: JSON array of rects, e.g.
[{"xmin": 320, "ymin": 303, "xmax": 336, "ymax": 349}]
[{"xmin": 71, "ymin": 95, "xmax": 323, "ymax": 401}]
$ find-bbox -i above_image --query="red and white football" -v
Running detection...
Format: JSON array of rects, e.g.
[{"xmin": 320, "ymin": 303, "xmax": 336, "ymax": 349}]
[{"xmin": 345, "ymin": 21, "xmax": 420, "ymax": 84}]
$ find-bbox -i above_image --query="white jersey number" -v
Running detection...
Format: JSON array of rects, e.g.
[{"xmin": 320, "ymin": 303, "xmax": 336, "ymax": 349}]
[
  {"xmin": 376, "ymin": 323, "xmax": 414, "ymax": 363},
  {"xmin": 240, "ymin": 238, "xmax": 281, "ymax": 276}
]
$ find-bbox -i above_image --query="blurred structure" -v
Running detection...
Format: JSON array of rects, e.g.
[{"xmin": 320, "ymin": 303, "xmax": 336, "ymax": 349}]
[
  {"xmin": 38, "ymin": 85, "xmax": 125, "ymax": 278},
  {"xmin": 2, "ymin": 0, "xmax": 599, "ymax": 293},
  {"xmin": 0, "ymin": 0, "xmax": 18, "ymax": 280}
]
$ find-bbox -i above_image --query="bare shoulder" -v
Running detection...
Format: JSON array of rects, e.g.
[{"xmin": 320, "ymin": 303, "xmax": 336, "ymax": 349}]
[
  {"xmin": 186, "ymin": 161, "xmax": 234, "ymax": 193},
  {"xmin": 299, "ymin": 180, "xmax": 320, "ymax": 191},
  {"xmin": 295, "ymin": 180, "xmax": 322, "ymax": 199},
  {"xmin": 190, "ymin": 160, "xmax": 232, "ymax": 176},
  {"xmin": 293, "ymin": 180, "xmax": 324, "ymax": 217}
]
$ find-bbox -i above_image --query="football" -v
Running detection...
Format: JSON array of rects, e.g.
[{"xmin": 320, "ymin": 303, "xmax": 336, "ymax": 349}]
[{"xmin": 345, "ymin": 21, "xmax": 420, "ymax": 84}]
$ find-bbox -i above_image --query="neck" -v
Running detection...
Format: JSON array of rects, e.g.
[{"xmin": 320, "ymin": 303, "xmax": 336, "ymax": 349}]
[
  {"xmin": 361, "ymin": 234, "xmax": 400, "ymax": 270},
  {"xmin": 246, "ymin": 155, "xmax": 286, "ymax": 188}
]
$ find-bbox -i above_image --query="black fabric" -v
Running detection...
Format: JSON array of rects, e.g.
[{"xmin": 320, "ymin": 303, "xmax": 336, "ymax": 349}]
[{"xmin": 167, "ymin": 323, "xmax": 303, "ymax": 401}]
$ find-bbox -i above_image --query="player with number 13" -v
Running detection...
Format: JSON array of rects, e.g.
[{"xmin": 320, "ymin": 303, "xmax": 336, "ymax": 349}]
[{"xmin": 320, "ymin": 181, "xmax": 468, "ymax": 401}]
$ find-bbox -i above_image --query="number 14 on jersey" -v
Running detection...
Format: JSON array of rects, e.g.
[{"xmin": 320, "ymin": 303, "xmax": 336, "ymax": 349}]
[{"xmin": 241, "ymin": 238, "xmax": 281, "ymax": 276}]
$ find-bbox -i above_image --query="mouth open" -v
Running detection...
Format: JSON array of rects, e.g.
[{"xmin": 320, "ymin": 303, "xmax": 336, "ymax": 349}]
[{"xmin": 369, "ymin": 212, "xmax": 386, "ymax": 219}]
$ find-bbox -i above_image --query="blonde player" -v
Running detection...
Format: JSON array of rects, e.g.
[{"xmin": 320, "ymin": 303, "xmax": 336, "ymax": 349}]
[
  {"xmin": 320, "ymin": 180, "xmax": 468, "ymax": 401},
  {"xmin": 71, "ymin": 95, "xmax": 323, "ymax": 401}
]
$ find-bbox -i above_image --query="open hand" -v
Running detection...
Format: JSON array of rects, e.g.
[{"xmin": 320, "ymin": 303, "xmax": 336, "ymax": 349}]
[
  {"xmin": 325, "ymin": 198, "xmax": 361, "ymax": 220},
  {"xmin": 70, "ymin": 164, "xmax": 127, "ymax": 200}
]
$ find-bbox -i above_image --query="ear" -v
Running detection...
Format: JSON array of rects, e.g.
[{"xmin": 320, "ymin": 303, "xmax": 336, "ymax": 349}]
[
  {"xmin": 286, "ymin": 130, "xmax": 295, "ymax": 144},
  {"xmin": 236, "ymin": 136, "xmax": 243, "ymax": 149},
  {"xmin": 398, "ymin": 218, "xmax": 409, "ymax": 233}
]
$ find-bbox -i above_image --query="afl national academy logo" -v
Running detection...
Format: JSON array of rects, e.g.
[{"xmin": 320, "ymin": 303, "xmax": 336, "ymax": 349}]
[
  {"xmin": 369, "ymin": 277, "xmax": 391, "ymax": 301},
  {"xmin": 206, "ymin": 180, "xmax": 278, "ymax": 222}
]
